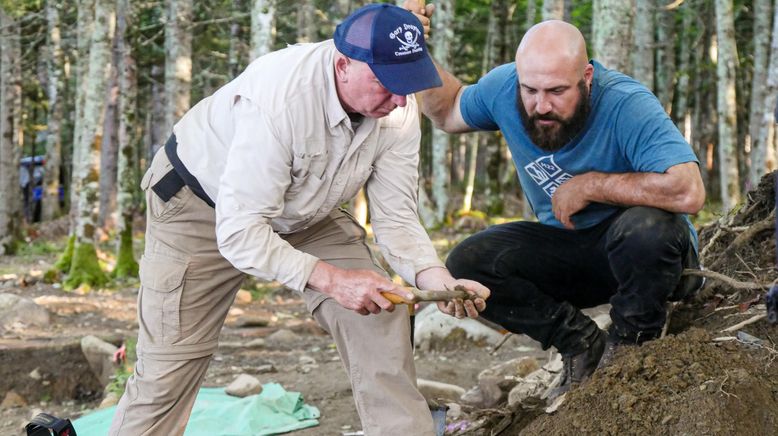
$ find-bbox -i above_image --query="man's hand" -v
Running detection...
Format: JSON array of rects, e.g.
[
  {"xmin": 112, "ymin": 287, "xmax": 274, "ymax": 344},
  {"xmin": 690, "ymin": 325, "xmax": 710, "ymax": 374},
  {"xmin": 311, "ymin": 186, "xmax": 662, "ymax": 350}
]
[
  {"xmin": 416, "ymin": 267, "xmax": 489, "ymax": 319},
  {"xmin": 402, "ymin": 0, "xmax": 435, "ymax": 38},
  {"xmin": 308, "ymin": 261, "xmax": 414, "ymax": 315},
  {"xmin": 551, "ymin": 173, "xmax": 596, "ymax": 229}
]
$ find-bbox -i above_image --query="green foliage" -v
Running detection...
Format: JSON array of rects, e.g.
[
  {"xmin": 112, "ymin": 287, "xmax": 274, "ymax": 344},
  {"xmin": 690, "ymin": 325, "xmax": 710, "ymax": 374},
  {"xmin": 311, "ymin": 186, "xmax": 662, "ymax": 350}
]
[
  {"xmin": 63, "ymin": 241, "xmax": 108, "ymax": 290},
  {"xmin": 52, "ymin": 234, "xmax": 75, "ymax": 273},
  {"xmin": 107, "ymin": 338, "xmax": 137, "ymax": 397},
  {"xmin": 112, "ymin": 226, "xmax": 139, "ymax": 279},
  {"xmin": 17, "ymin": 239, "xmax": 60, "ymax": 257}
]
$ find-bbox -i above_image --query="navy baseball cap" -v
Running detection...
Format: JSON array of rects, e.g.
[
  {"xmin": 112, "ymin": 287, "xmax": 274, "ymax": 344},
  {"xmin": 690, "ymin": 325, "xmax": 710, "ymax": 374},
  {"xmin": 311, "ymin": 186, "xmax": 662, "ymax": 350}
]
[{"xmin": 334, "ymin": 3, "xmax": 442, "ymax": 95}]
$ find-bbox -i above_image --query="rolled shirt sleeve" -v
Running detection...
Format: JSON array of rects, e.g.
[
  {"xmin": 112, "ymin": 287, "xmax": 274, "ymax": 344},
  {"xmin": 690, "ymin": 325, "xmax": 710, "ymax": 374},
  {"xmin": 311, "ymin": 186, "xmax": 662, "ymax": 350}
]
[
  {"xmin": 215, "ymin": 97, "xmax": 319, "ymax": 292},
  {"xmin": 367, "ymin": 98, "xmax": 445, "ymax": 286}
]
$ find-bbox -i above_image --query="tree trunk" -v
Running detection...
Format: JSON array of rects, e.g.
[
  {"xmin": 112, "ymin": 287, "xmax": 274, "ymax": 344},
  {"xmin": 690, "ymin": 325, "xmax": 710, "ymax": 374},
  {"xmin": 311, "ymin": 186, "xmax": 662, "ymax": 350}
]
[
  {"xmin": 525, "ymin": 0, "xmax": 537, "ymax": 31},
  {"xmin": 66, "ymin": 0, "xmax": 114, "ymax": 289},
  {"xmin": 114, "ymin": 0, "xmax": 139, "ymax": 279},
  {"xmin": 714, "ymin": 0, "xmax": 740, "ymax": 212},
  {"xmin": 297, "ymin": 0, "xmax": 316, "ymax": 43},
  {"xmin": 760, "ymin": 3, "xmax": 778, "ymax": 173},
  {"xmin": 0, "ymin": 10, "xmax": 23, "ymax": 255},
  {"xmin": 747, "ymin": 0, "xmax": 773, "ymax": 189},
  {"xmin": 655, "ymin": 6, "xmax": 677, "ymax": 114},
  {"xmin": 229, "ymin": 0, "xmax": 243, "ymax": 77},
  {"xmin": 592, "ymin": 0, "xmax": 635, "ymax": 73},
  {"xmin": 672, "ymin": 2, "xmax": 694, "ymax": 136},
  {"xmin": 461, "ymin": 133, "xmax": 478, "ymax": 213},
  {"xmin": 70, "ymin": 0, "xmax": 95, "ymax": 219},
  {"xmin": 429, "ymin": 0, "xmax": 455, "ymax": 224},
  {"xmin": 98, "ymin": 33, "xmax": 119, "ymax": 230},
  {"xmin": 165, "ymin": 0, "xmax": 192, "ymax": 130},
  {"xmin": 250, "ymin": 0, "xmax": 275, "ymax": 60},
  {"xmin": 631, "ymin": 0, "xmax": 655, "ymax": 89},
  {"xmin": 42, "ymin": 0, "xmax": 65, "ymax": 221},
  {"xmin": 541, "ymin": 0, "xmax": 565, "ymax": 20},
  {"xmin": 149, "ymin": 64, "xmax": 166, "ymax": 157}
]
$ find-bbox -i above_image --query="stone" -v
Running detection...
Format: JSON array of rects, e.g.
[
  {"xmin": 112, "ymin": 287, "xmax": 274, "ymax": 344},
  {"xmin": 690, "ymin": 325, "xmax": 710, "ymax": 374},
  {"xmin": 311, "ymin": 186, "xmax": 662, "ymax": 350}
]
[
  {"xmin": 81, "ymin": 335, "xmax": 119, "ymax": 386},
  {"xmin": 99, "ymin": 391, "xmax": 121, "ymax": 409},
  {"xmin": 266, "ymin": 329, "xmax": 300, "ymax": 345},
  {"xmin": 0, "ymin": 293, "xmax": 50, "ymax": 329},
  {"xmin": 29, "ymin": 368, "xmax": 42, "ymax": 380},
  {"xmin": 245, "ymin": 338, "xmax": 266, "ymax": 348},
  {"xmin": 416, "ymin": 379, "xmax": 466, "ymax": 403},
  {"xmin": 298, "ymin": 355, "xmax": 316, "ymax": 365},
  {"xmin": 1, "ymin": 390, "xmax": 27, "ymax": 408},
  {"xmin": 235, "ymin": 289, "xmax": 253, "ymax": 305},
  {"xmin": 413, "ymin": 305, "xmax": 503, "ymax": 351},
  {"xmin": 225, "ymin": 374, "xmax": 262, "ymax": 397},
  {"xmin": 461, "ymin": 376, "xmax": 504, "ymax": 408},
  {"xmin": 256, "ymin": 364, "xmax": 276, "ymax": 373}
]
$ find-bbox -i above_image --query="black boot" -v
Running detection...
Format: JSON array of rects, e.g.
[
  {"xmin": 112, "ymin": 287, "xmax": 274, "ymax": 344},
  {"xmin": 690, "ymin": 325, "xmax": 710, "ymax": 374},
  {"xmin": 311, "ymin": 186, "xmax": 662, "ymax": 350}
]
[{"xmin": 547, "ymin": 329, "xmax": 606, "ymax": 400}]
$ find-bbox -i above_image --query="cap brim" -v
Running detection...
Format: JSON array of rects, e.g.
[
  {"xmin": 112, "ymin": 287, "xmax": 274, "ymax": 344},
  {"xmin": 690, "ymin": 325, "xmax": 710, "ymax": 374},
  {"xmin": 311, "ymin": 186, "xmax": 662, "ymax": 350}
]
[{"xmin": 370, "ymin": 54, "xmax": 443, "ymax": 95}]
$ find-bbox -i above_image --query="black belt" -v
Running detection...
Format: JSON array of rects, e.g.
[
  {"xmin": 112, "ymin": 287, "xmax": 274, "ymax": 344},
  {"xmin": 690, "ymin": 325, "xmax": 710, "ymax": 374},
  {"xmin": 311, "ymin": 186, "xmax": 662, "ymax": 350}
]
[{"xmin": 151, "ymin": 134, "xmax": 215, "ymax": 208}]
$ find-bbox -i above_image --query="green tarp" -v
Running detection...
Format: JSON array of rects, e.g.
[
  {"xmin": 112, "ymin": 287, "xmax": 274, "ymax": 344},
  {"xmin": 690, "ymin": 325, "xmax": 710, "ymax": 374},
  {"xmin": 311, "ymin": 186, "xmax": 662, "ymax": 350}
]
[{"xmin": 73, "ymin": 383, "xmax": 320, "ymax": 436}]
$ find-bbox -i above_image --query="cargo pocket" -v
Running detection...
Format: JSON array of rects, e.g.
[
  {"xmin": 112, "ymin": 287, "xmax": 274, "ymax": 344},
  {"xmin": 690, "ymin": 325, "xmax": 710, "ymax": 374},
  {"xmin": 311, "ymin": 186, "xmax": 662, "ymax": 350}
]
[{"xmin": 139, "ymin": 254, "xmax": 188, "ymax": 345}]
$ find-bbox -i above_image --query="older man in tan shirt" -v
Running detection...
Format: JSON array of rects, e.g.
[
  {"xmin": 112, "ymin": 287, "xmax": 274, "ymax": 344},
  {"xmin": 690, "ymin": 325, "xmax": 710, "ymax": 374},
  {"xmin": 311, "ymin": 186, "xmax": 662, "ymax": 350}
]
[{"xmin": 109, "ymin": 4, "xmax": 489, "ymax": 436}]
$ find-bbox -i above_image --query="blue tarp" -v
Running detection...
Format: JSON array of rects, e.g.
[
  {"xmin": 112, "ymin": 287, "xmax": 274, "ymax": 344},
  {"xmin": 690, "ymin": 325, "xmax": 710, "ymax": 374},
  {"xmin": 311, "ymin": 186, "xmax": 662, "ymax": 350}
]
[{"xmin": 73, "ymin": 383, "xmax": 320, "ymax": 436}]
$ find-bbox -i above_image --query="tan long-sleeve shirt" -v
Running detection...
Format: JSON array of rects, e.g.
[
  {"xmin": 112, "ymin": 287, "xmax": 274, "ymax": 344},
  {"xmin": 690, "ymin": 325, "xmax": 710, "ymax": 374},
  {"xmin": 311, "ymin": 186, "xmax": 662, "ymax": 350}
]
[{"xmin": 173, "ymin": 40, "xmax": 443, "ymax": 292}]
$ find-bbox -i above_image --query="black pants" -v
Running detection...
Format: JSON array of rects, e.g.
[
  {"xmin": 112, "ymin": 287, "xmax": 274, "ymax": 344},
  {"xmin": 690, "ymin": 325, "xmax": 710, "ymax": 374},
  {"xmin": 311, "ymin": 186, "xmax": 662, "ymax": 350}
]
[{"xmin": 446, "ymin": 206, "xmax": 701, "ymax": 356}]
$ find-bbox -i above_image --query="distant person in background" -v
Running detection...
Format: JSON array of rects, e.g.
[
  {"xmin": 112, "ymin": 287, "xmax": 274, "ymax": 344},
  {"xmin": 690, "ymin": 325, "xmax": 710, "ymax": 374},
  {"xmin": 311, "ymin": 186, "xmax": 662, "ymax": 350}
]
[{"xmin": 408, "ymin": 0, "xmax": 705, "ymax": 399}]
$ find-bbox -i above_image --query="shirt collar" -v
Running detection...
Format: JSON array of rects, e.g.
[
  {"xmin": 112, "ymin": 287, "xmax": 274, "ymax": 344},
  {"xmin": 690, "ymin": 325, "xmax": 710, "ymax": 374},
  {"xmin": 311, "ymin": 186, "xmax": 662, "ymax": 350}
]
[{"xmin": 325, "ymin": 40, "xmax": 349, "ymax": 129}]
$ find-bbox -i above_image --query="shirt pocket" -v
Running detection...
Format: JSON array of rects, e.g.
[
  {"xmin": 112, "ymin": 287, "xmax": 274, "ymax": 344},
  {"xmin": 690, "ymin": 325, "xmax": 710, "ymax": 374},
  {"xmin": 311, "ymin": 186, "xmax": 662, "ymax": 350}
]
[{"xmin": 290, "ymin": 149, "xmax": 328, "ymax": 184}]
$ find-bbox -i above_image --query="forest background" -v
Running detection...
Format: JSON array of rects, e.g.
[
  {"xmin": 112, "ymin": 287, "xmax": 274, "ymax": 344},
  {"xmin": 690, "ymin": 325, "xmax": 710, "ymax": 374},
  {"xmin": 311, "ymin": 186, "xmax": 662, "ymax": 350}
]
[{"xmin": 0, "ymin": 0, "xmax": 776, "ymax": 290}]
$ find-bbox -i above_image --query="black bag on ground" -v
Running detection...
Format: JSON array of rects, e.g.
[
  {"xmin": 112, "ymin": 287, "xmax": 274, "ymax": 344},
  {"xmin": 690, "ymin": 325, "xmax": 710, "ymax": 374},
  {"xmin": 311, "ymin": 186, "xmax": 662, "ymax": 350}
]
[{"xmin": 25, "ymin": 413, "xmax": 77, "ymax": 436}]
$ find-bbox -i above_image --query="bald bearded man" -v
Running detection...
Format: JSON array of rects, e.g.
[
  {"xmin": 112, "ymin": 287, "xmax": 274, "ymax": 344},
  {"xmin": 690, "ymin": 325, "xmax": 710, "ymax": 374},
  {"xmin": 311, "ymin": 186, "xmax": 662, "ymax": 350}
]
[{"xmin": 408, "ymin": 8, "xmax": 705, "ymax": 398}]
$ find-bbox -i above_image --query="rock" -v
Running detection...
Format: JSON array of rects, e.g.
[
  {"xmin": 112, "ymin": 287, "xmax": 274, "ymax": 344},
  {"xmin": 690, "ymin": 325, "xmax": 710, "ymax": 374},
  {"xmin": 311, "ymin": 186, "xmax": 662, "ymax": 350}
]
[
  {"xmin": 0, "ymin": 293, "xmax": 50, "ymax": 329},
  {"xmin": 1, "ymin": 390, "xmax": 27, "ymax": 408},
  {"xmin": 478, "ymin": 356, "xmax": 540, "ymax": 382},
  {"xmin": 413, "ymin": 305, "xmax": 503, "ymax": 351},
  {"xmin": 417, "ymin": 379, "xmax": 466, "ymax": 403},
  {"xmin": 461, "ymin": 375, "xmax": 504, "ymax": 408},
  {"xmin": 245, "ymin": 338, "xmax": 266, "ymax": 348},
  {"xmin": 298, "ymin": 355, "xmax": 316, "ymax": 365},
  {"xmin": 256, "ymin": 364, "xmax": 276, "ymax": 373},
  {"xmin": 81, "ymin": 335, "xmax": 119, "ymax": 386},
  {"xmin": 235, "ymin": 289, "xmax": 253, "ymax": 305},
  {"xmin": 225, "ymin": 374, "xmax": 262, "ymax": 397},
  {"xmin": 266, "ymin": 329, "xmax": 300, "ymax": 345},
  {"xmin": 29, "ymin": 368, "xmax": 42, "ymax": 380},
  {"xmin": 99, "ymin": 391, "xmax": 121, "ymax": 409},
  {"xmin": 446, "ymin": 402, "xmax": 462, "ymax": 420}
]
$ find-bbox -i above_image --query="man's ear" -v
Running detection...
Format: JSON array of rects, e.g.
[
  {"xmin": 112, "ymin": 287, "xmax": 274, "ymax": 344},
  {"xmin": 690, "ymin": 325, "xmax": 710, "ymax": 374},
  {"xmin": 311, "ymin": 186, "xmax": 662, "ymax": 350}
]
[
  {"xmin": 584, "ymin": 63, "xmax": 594, "ymax": 88},
  {"xmin": 334, "ymin": 55, "xmax": 351, "ymax": 82}
]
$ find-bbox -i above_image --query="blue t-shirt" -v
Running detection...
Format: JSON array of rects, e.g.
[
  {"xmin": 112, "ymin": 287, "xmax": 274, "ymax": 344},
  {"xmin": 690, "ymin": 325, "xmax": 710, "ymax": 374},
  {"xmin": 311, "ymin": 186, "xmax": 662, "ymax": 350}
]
[{"xmin": 460, "ymin": 60, "xmax": 699, "ymax": 241}]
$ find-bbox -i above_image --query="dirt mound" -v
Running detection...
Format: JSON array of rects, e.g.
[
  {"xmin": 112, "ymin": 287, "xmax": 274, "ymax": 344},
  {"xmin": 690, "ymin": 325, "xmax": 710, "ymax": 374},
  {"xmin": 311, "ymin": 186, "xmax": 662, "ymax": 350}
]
[
  {"xmin": 470, "ymin": 172, "xmax": 778, "ymax": 435},
  {"xmin": 521, "ymin": 328, "xmax": 778, "ymax": 435}
]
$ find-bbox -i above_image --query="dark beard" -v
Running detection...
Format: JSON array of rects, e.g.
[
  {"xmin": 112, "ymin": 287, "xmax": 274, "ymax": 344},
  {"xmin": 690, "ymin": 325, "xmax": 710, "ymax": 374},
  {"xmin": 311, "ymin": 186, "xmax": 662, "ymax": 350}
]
[{"xmin": 517, "ymin": 80, "xmax": 591, "ymax": 152}]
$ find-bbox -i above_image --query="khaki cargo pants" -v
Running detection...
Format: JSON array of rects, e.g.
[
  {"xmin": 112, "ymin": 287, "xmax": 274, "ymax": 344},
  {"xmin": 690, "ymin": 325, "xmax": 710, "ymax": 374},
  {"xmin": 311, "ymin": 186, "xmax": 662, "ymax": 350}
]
[{"xmin": 109, "ymin": 149, "xmax": 434, "ymax": 436}]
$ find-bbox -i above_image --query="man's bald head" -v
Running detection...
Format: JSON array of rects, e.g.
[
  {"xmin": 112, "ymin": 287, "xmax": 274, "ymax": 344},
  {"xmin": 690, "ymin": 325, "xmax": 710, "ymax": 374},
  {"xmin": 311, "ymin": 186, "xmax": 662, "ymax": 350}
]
[
  {"xmin": 514, "ymin": 21, "xmax": 594, "ymax": 152},
  {"xmin": 516, "ymin": 20, "xmax": 589, "ymax": 79}
]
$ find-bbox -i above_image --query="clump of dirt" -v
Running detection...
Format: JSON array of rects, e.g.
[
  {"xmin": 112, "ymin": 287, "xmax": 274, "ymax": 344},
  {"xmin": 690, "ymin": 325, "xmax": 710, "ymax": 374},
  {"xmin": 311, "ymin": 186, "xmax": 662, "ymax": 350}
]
[{"xmin": 521, "ymin": 328, "xmax": 778, "ymax": 435}]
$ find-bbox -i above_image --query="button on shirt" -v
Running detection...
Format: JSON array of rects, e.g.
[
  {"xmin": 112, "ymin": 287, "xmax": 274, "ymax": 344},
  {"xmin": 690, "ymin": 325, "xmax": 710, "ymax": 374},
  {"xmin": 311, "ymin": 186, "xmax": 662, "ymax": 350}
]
[{"xmin": 173, "ymin": 40, "xmax": 443, "ymax": 292}]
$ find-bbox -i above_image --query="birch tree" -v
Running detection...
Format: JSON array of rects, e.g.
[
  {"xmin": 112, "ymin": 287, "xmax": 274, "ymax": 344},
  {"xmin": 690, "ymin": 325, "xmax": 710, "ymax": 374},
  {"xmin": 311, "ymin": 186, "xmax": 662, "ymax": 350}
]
[
  {"xmin": 250, "ymin": 0, "xmax": 275, "ymax": 60},
  {"xmin": 715, "ymin": 0, "xmax": 740, "ymax": 211},
  {"xmin": 70, "ymin": 0, "xmax": 95, "ymax": 218},
  {"xmin": 655, "ymin": 6, "xmax": 677, "ymax": 113},
  {"xmin": 747, "ymin": 0, "xmax": 773, "ymax": 187},
  {"xmin": 297, "ymin": 0, "xmax": 316, "ymax": 43},
  {"xmin": 114, "ymin": 0, "xmax": 138, "ymax": 279},
  {"xmin": 759, "ymin": 2, "xmax": 778, "ymax": 174},
  {"xmin": 65, "ymin": 0, "xmax": 114, "ymax": 289},
  {"xmin": 42, "ymin": 0, "xmax": 65, "ymax": 221},
  {"xmin": 429, "ymin": 0, "xmax": 455, "ymax": 224},
  {"xmin": 631, "ymin": 0, "xmax": 655, "ymax": 89},
  {"xmin": 542, "ymin": 0, "xmax": 565, "ymax": 20},
  {"xmin": 592, "ymin": 0, "xmax": 635, "ymax": 72},
  {"xmin": 165, "ymin": 0, "xmax": 192, "ymax": 129},
  {"xmin": 0, "ymin": 9, "xmax": 23, "ymax": 255}
]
